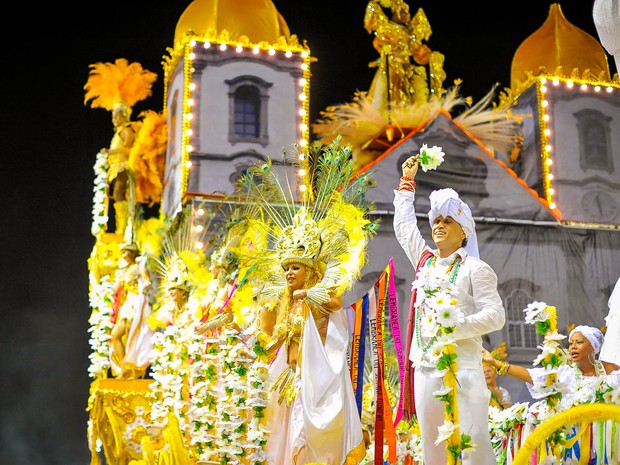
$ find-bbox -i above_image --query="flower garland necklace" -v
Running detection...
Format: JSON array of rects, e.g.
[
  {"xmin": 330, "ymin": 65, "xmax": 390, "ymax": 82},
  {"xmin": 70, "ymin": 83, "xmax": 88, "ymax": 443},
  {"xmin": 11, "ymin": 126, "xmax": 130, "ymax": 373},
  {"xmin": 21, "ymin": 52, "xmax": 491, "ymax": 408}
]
[
  {"xmin": 414, "ymin": 255, "xmax": 461, "ymax": 356},
  {"xmin": 413, "ymin": 253, "xmax": 474, "ymax": 464}
]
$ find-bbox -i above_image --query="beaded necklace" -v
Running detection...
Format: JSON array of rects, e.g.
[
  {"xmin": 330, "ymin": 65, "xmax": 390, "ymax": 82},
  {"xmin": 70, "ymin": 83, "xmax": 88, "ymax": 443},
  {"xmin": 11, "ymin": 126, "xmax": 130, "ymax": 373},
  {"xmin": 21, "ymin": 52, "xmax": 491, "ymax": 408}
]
[
  {"xmin": 414, "ymin": 254, "xmax": 462, "ymax": 355},
  {"xmin": 573, "ymin": 358, "xmax": 604, "ymax": 379}
]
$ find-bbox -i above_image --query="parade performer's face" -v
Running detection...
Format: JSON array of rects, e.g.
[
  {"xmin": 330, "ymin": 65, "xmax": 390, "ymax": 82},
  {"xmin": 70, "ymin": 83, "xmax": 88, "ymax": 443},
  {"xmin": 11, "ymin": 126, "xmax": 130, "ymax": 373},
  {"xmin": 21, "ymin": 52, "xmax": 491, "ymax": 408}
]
[
  {"xmin": 569, "ymin": 332, "xmax": 594, "ymax": 364},
  {"xmin": 169, "ymin": 287, "xmax": 187, "ymax": 308},
  {"xmin": 483, "ymin": 364, "xmax": 497, "ymax": 385},
  {"xmin": 432, "ymin": 215, "xmax": 465, "ymax": 252},
  {"xmin": 119, "ymin": 249, "xmax": 137, "ymax": 268},
  {"xmin": 284, "ymin": 262, "xmax": 307, "ymax": 292}
]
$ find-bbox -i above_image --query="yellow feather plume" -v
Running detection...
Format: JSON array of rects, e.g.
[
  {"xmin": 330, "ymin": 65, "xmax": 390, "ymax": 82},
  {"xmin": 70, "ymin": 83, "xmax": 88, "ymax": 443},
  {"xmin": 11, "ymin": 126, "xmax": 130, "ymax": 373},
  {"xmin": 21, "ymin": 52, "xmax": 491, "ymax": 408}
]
[{"xmin": 84, "ymin": 58, "xmax": 157, "ymax": 111}]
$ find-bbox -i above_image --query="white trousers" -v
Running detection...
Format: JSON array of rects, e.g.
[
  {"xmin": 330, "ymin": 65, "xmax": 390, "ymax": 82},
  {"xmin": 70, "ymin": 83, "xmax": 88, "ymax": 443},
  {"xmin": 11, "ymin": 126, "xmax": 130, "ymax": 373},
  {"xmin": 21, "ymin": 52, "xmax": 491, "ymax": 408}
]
[{"xmin": 414, "ymin": 365, "xmax": 496, "ymax": 465}]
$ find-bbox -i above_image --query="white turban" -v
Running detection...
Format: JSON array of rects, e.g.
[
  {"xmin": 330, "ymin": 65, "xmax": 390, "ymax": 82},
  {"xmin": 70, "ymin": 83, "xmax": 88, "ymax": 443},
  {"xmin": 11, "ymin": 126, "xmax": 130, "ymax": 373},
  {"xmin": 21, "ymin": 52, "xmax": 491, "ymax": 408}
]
[
  {"xmin": 569, "ymin": 325, "xmax": 604, "ymax": 354},
  {"xmin": 428, "ymin": 188, "xmax": 479, "ymax": 257}
]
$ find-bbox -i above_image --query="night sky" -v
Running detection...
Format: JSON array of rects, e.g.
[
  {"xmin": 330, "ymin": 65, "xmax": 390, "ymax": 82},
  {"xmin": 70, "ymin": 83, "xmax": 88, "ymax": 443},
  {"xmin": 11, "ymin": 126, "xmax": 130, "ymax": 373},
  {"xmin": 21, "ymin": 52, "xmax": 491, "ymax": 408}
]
[{"xmin": 1, "ymin": 1, "xmax": 611, "ymax": 464}]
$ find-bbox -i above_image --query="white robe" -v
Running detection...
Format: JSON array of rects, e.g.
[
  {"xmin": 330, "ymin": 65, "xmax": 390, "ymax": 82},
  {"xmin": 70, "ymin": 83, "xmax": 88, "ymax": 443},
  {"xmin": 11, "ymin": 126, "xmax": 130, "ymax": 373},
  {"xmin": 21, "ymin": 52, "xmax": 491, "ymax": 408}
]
[{"xmin": 265, "ymin": 308, "xmax": 365, "ymax": 465}]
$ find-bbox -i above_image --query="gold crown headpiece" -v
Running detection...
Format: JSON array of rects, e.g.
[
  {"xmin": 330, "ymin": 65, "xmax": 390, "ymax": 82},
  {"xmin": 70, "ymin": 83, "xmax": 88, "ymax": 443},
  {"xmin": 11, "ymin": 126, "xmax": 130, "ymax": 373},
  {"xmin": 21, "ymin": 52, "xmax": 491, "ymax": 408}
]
[{"xmin": 276, "ymin": 208, "xmax": 322, "ymax": 270}]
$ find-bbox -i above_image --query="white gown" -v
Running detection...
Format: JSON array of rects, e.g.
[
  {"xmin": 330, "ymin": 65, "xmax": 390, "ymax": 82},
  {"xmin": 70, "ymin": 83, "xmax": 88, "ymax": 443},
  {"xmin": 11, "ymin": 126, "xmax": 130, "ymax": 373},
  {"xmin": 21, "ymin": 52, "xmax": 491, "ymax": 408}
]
[{"xmin": 265, "ymin": 308, "xmax": 366, "ymax": 465}]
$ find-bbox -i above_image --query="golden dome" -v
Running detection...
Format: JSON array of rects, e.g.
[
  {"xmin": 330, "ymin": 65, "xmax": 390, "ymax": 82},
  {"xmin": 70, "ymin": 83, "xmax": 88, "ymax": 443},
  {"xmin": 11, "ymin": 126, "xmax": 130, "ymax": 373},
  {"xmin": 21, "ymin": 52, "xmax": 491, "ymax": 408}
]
[
  {"xmin": 174, "ymin": 0, "xmax": 291, "ymax": 49},
  {"xmin": 511, "ymin": 3, "xmax": 610, "ymax": 90}
]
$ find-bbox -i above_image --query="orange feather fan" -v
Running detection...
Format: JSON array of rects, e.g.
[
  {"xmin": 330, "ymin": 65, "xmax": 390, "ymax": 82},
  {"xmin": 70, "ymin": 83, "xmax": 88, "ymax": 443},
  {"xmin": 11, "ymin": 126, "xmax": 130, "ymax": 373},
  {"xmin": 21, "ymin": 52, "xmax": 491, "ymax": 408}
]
[
  {"xmin": 83, "ymin": 58, "xmax": 157, "ymax": 111},
  {"xmin": 129, "ymin": 110, "xmax": 167, "ymax": 206}
]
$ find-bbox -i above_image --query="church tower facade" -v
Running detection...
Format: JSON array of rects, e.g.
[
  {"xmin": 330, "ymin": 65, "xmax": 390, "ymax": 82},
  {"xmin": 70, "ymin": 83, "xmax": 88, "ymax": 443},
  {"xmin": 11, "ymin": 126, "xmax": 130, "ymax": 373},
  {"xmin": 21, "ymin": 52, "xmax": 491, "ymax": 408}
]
[{"xmin": 161, "ymin": 0, "xmax": 311, "ymax": 220}]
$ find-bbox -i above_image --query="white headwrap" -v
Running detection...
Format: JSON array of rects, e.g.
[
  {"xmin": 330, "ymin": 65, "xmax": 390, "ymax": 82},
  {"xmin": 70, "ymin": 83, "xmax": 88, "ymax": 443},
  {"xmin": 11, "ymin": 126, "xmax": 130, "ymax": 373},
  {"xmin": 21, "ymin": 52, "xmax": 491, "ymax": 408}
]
[
  {"xmin": 569, "ymin": 325, "xmax": 604, "ymax": 354},
  {"xmin": 428, "ymin": 188, "xmax": 479, "ymax": 258}
]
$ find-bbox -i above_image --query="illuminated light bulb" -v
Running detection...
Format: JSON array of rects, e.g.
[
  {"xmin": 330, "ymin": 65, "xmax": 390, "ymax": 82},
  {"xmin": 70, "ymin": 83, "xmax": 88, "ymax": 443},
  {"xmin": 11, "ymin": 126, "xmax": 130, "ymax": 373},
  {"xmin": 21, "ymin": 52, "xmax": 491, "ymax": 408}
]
[
  {"xmin": 301, "ymin": 63, "xmax": 308, "ymax": 70},
  {"xmin": 541, "ymin": 85, "xmax": 547, "ymax": 93},
  {"xmin": 190, "ymin": 67, "xmax": 196, "ymax": 73},
  {"xmin": 299, "ymin": 139, "xmax": 308, "ymax": 147},
  {"xmin": 185, "ymin": 160, "xmax": 193, "ymax": 168},
  {"xmin": 236, "ymin": 44, "xmax": 243, "ymax": 53},
  {"xmin": 540, "ymin": 77, "xmax": 547, "ymax": 84},
  {"xmin": 549, "ymin": 202, "xmax": 556, "ymax": 209},
  {"xmin": 197, "ymin": 208, "xmax": 205, "ymax": 216},
  {"xmin": 581, "ymin": 84, "xmax": 588, "ymax": 90},
  {"xmin": 543, "ymin": 114, "xmax": 550, "ymax": 121},
  {"xmin": 299, "ymin": 109, "xmax": 307, "ymax": 116},
  {"xmin": 187, "ymin": 98, "xmax": 194, "ymax": 106},
  {"xmin": 552, "ymin": 78, "xmax": 560, "ymax": 86},
  {"xmin": 542, "ymin": 100, "xmax": 548, "ymax": 107},
  {"xmin": 186, "ymin": 146, "xmax": 194, "ymax": 154},
  {"xmin": 285, "ymin": 51, "xmax": 292, "ymax": 58},
  {"xmin": 253, "ymin": 45, "xmax": 259, "ymax": 54},
  {"xmin": 299, "ymin": 78, "xmax": 307, "ymax": 86},
  {"xmin": 594, "ymin": 86, "xmax": 601, "ymax": 92},
  {"xmin": 545, "ymin": 145, "xmax": 552, "ymax": 152},
  {"xmin": 195, "ymin": 241, "xmax": 204, "ymax": 249},
  {"xmin": 546, "ymin": 158, "xmax": 553, "ymax": 166},
  {"xmin": 547, "ymin": 173, "xmax": 554, "ymax": 181},
  {"xmin": 544, "ymin": 129, "xmax": 550, "ymax": 136},
  {"xmin": 186, "ymin": 113, "xmax": 194, "ymax": 120},
  {"xmin": 299, "ymin": 93, "xmax": 306, "ymax": 101},
  {"xmin": 204, "ymin": 41, "xmax": 211, "ymax": 48},
  {"xmin": 301, "ymin": 50, "xmax": 308, "ymax": 58},
  {"xmin": 220, "ymin": 43, "xmax": 227, "ymax": 51},
  {"xmin": 189, "ymin": 52, "xmax": 196, "ymax": 60},
  {"xmin": 607, "ymin": 87, "xmax": 614, "ymax": 93},
  {"xmin": 185, "ymin": 129, "xmax": 193, "ymax": 136},
  {"xmin": 190, "ymin": 39, "xmax": 196, "ymax": 47},
  {"xmin": 196, "ymin": 224, "xmax": 204, "ymax": 232},
  {"xmin": 300, "ymin": 123, "xmax": 308, "ymax": 131},
  {"xmin": 298, "ymin": 153, "xmax": 306, "ymax": 161},
  {"xmin": 548, "ymin": 188, "xmax": 555, "ymax": 195},
  {"xmin": 268, "ymin": 47, "xmax": 275, "ymax": 55},
  {"xmin": 298, "ymin": 169, "xmax": 307, "ymax": 176},
  {"xmin": 567, "ymin": 81, "xmax": 574, "ymax": 88},
  {"xmin": 189, "ymin": 83, "xmax": 196, "ymax": 91},
  {"xmin": 299, "ymin": 184, "xmax": 307, "ymax": 192}
]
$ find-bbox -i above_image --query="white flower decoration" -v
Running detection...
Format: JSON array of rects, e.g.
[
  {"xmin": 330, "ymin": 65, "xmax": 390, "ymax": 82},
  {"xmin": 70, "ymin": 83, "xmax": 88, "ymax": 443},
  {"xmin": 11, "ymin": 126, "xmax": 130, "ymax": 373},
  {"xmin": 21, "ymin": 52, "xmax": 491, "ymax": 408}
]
[
  {"xmin": 434, "ymin": 420, "xmax": 457, "ymax": 445},
  {"xmin": 418, "ymin": 144, "xmax": 446, "ymax": 172},
  {"xmin": 523, "ymin": 301, "xmax": 550, "ymax": 323}
]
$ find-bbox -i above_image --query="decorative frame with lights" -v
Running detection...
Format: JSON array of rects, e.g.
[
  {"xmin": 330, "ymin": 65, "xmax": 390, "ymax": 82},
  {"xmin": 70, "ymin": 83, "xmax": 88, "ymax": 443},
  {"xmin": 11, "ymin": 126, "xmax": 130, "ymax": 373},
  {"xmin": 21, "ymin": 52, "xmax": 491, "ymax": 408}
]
[
  {"xmin": 510, "ymin": 75, "xmax": 620, "ymax": 226},
  {"xmin": 160, "ymin": 32, "xmax": 313, "ymax": 223}
]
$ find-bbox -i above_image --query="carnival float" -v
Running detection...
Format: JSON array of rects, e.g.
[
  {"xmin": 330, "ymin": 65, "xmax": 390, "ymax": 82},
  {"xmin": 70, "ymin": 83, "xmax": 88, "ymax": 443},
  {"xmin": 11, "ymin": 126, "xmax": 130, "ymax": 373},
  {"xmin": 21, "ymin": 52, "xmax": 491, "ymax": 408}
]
[{"xmin": 84, "ymin": 1, "xmax": 620, "ymax": 464}]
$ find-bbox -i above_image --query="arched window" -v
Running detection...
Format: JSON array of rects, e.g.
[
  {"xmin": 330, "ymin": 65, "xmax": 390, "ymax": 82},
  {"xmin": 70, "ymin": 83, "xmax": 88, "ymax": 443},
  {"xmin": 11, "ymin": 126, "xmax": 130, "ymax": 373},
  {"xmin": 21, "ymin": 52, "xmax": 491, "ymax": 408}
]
[
  {"xmin": 226, "ymin": 75, "xmax": 272, "ymax": 146},
  {"xmin": 234, "ymin": 86, "xmax": 259, "ymax": 137},
  {"xmin": 575, "ymin": 109, "xmax": 613, "ymax": 171},
  {"xmin": 505, "ymin": 288, "xmax": 539, "ymax": 349}
]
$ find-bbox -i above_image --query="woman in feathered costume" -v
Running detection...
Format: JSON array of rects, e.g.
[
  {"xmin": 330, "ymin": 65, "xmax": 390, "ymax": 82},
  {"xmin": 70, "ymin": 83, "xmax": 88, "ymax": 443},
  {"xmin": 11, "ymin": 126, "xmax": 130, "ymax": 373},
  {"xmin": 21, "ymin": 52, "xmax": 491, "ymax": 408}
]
[
  {"xmin": 236, "ymin": 137, "xmax": 378, "ymax": 465},
  {"xmin": 84, "ymin": 58, "xmax": 158, "ymax": 236}
]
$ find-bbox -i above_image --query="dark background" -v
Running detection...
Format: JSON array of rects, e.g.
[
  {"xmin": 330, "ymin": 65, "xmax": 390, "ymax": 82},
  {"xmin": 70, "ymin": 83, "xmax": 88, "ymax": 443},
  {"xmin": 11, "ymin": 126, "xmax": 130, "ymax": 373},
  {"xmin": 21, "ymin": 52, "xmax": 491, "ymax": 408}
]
[{"xmin": 1, "ymin": 1, "xmax": 612, "ymax": 464}]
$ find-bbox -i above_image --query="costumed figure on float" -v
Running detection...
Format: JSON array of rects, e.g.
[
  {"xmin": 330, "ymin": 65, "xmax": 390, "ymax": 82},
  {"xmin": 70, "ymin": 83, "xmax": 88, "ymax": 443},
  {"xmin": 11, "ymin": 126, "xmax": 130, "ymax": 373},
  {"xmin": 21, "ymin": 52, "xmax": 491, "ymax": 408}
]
[{"xmin": 235, "ymin": 137, "xmax": 379, "ymax": 465}]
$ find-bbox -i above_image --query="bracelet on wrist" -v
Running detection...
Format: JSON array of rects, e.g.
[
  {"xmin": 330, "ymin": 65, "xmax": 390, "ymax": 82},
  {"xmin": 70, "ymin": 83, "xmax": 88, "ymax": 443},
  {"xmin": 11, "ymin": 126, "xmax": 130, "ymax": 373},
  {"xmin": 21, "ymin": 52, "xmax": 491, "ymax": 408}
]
[
  {"xmin": 397, "ymin": 177, "xmax": 416, "ymax": 192},
  {"xmin": 498, "ymin": 361, "xmax": 511, "ymax": 375}
]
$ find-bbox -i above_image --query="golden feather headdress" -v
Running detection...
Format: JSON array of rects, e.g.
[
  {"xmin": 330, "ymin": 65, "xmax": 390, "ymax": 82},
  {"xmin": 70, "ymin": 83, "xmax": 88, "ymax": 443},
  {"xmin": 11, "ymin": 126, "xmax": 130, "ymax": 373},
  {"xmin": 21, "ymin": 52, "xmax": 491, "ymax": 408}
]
[
  {"xmin": 234, "ymin": 136, "xmax": 379, "ymax": 304},
  {"xmin": 84, "ymin": 58, "xmax": 157, "ymax": 115}
]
